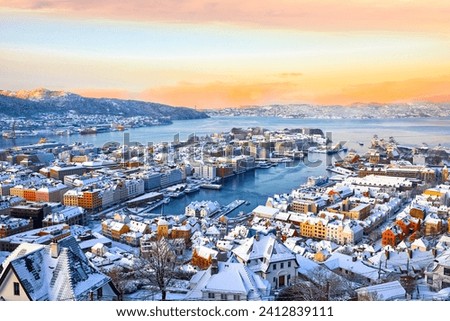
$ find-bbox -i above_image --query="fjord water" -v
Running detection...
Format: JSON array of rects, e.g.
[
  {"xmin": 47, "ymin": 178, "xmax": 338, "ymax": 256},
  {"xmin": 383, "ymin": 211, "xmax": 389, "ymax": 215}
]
[
  {"xmin": 2, "ymin": 116, "xmax": 450, "ymax": 149},
  {"xmin": 2, "ymin": 116, "xmax": 449, "ymax": 216}
]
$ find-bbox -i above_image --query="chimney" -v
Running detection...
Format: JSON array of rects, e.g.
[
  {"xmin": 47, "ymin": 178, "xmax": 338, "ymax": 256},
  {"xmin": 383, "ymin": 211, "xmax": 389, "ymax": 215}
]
[
  {"xmin": 50, "ymin": 241, "xmax": 60, "ymax": 258},
  {"xmin": 211, "ymin": 258, "xmax": 219, "ymax": 275},
  {"xmin": 255, "ymin": 232, "xmax": 260, "ymax": 241},
  {"xmin": 408, "ymin": 249, "xmax": 413, "ymax": 259},
  {"xmin": 432, "ymin": 248, "xmax": 437, "ymax": 258},
  {"xmin": 385, "ymin": 249, "xmax": 390, "ymax": 260},
  {"xmin": 276, "ymin": 230, "xmax": 282, "ymax": 241},
  {"xmin": 352, "ymin": 256, "xmax": 357, "ymax": 262}
]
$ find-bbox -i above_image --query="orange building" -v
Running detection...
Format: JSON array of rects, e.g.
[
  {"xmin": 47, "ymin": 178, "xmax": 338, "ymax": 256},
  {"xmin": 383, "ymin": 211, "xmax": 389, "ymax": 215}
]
[
  {"xmin": 170, "ymin": 225, "xmax": 191, "ymax": 245},
  {"xmin": 382, "ymin": 226, "xmax": 405, "ymax": 247},
  {"xmin": 410, "ymin": 207, "xmax": 426, "ymax": 220},
  {"xmin": 382, "ymin": 215, "xmax": 421, "ymax": 247},
  {"xmin": 22, "ymin": 188, "xmax": 37, "ymax": 202},
  {"xmin": 157, "ymin": 219, "xmax": 169, "ymax": 238},
  {"xmin": 191, "ymin": 247, "xmax": 217, "ymax": 270},
  {"xmin": 101, "ymin": 220, "xmax": 130, "ymax": 241},
  {"xmin": 300, "ymin": 218, "xmax": 327, "ymax": 239},
  {"xmin": 396, "ymin": 217, "xmax": 421, "ymax": 235},
  {"xmin": 78, "ymin": 189, "xmax": 102, "ymax": 211},
  {"xmin": 63, "ymin": 189, "xmax": 102, "ymax": 211}
]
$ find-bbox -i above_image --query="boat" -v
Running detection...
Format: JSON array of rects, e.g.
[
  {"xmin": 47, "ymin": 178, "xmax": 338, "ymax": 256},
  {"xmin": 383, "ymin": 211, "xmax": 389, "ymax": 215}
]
[
  {"xmin": 169, "ymin": 191, "xmax": 185, "ymax": 198},
  {"xmin": 79, "ymin": 127, "xmax": 97, "ymax": 135},
  {"xmin": 184, "ymin": 185, "xmax": 200, "ymax": 194},
  {"xmin": 256, "ymin": 161, "xmax": 272, "ymax": 169},
  {"xmin": 358, "ymin": 142, "xmax": 364, "ymax": 146},
  {"xmin": 2, "ymin": 130, "xmax": 36, "ymax": 138},
  {"xmin": 200, "ymin": 183, "xmax": 222, "ymax": 190}
]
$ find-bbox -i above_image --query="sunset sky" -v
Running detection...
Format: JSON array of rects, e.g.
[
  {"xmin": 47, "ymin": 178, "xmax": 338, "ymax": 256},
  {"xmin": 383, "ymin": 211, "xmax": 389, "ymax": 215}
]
[{"xmin": 1, "ymin": 0, "xmax": 450, "ymax": 108}]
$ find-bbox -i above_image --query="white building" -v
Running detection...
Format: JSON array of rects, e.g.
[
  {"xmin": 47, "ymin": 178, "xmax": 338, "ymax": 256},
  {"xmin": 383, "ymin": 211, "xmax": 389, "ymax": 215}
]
[
  {"xmin": 125, "ymin": 178, "xmax": 145, "ymax": 200},
  {"xmin": 0, "ymin": 236, "xmax": 119, "ymax": 301},
  {"xmin": 185, "ymin": 201, "xmax": 220, "ymax": 218},
  {"xmin": 187, "ymin": 260, "xmax": 271, "ymax": 301},
  {"xmin": 232, "ymin": 233, "xmax": 298, "ymax": 289}
]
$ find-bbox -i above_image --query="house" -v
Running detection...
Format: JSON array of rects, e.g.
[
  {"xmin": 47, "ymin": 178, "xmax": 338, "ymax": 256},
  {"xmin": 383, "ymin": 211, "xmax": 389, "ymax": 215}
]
[
  {"xmin": 139, "ymin": 235, "xmax": 183, "ymax": 260},
  {"xmin": 205, "ymin": 225, "xmax": 221, "ymax": 239},
  {"xmin": 101, "ymin": 219, "xmax": 130, "ymax": 241},
  {"xmin": 369, "ymin": 248, "xmax": 435, "ymax": 274},
  {"xmin": 324, "ymin": 252, "xmax": 381, "ymax": 284},
  {"xmin": 425, "ymin": 249, "xmax": 450, "ymax": 291},
  {"xmin": 382, "ymin": 225, "xmax": 405, "ymax": 247},
  {"xmin": 186, "ymin": 259, "xmax": 271, "ymax": 301},
  {"xmin": 424, "ymin": 214, "xmax": 444, "ymax": 236},
  {"xmin": 252, "ymin": 205, "xmax": 279, "ymax": 219},
  {"xmin": 356, "ymin": 281, "xmax": 406, "ymax": 301},
  {"xmin": 0, "ymin": 216, "xmax": 34, "ymax": 238},
  {"xmin": 0, "ymin": 236, "xmax": 119, "ymax": 301},
  {"xmin": 411, "ymin": 238, "xmax": 430, "ymax": 252},
  {"xmin": 191, "ymin": 245, "xmax": 218, "ymax": 270},
  {"xmin": 232, "ymin": 233, "xmax": 297, "ymax": 289}
]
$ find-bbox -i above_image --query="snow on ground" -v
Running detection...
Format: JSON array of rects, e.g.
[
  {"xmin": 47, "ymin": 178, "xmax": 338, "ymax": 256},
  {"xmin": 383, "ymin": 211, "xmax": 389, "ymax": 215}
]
[
  {"xmin": 110, "ymin": 240, "xmax": 139, "ymax": 255},
  {"xmin": 124, "ymin": 289, "xmax": 189, "ymax": 301},
  {"xmin": 123, "ymin": 279, "xmax": 190, "ymax": 301}
]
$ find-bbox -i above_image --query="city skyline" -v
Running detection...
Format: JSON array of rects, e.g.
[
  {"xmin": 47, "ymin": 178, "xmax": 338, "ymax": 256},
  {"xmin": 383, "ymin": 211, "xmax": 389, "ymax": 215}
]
[{"xmin": 1, "ymin": 0, "xmax": 450, "ymax": 108}]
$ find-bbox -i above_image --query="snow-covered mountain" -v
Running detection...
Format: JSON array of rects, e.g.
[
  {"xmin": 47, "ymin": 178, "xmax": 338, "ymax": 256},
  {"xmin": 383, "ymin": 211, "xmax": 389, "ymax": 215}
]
[
  {"xmin": 206, "ymin": 102, "xmax": 450, "ymax": 119},
  {"xmin": 0, "ymin": 88, "xmax": 208, "ymax": 120}
]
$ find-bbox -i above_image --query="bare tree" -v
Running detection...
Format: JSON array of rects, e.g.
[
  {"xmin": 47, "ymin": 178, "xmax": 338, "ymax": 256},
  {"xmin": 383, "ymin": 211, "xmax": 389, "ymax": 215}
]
[
  {"xmin": 106, "ymin": 266, "xmax": 136, "ymax": 299},
  {"xmin": 136, "ymin": 237, "xmax": 179, "ymax": 301},
  {"xmin": 277, "ymin": 268, "xmax": 356, "ymax": 301}
]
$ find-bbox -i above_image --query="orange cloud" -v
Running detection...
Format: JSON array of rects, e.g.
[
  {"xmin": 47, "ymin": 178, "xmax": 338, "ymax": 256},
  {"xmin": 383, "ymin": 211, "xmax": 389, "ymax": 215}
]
[
  {"xmin": 2, "ymin": 0, "xmax": 450, "ymax": 33},
  {"xmin": 137, "ymin": 81, "xmax": 310, "ymax": 109},
  {"xmin": 317, "ymin": 75, "xmax": 450, "ymax": 105},
  {"xmin": 73, "ymin": 74, "xmax": 450, "ymax": 109}
]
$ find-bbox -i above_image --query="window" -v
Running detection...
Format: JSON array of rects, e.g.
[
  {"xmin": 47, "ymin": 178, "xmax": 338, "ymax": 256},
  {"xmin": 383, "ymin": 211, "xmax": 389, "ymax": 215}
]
[
  {"xmin": 233, "ymin": 295, "xmax": 240, "ymax": 301},
  {"xmin": 208, "ymin": 293, "xmax": 215, "ymax": 299},
  {"xmin": 273, "ymin": 263, "xmax": 277, "ymax": 271},
  {"xmin": 444, "ymin": 268, "xmax": 450, "ymax": 276},
  {"xmin": 288, "ymin": 261, "xmax": 291, "ymax": 268},
  {"xmin": 280, "ymin": 263, "xmax": 284, "ymax": 269},
  {"xmin": 13, "ymin": 282, "xmax": 20, "ymax": 296},
  {"xmin": 220, "ymin": 294, "xmax": 227, "ymax": 300},
  {"xmin": 97, "ymin": 287, "xmax": 103, "ymax": 298}
]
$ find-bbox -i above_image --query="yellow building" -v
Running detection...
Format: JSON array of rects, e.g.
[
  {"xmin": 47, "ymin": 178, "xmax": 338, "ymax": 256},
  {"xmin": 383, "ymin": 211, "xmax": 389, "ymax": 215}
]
[{"xmin": 157, "ymin": 219, "xmax": 169, "ymax": 238}]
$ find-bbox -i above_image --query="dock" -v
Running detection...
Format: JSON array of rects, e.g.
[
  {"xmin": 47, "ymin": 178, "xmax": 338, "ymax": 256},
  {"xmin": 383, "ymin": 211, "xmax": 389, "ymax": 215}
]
[
  {"xmin": 209, "ymin": 199, "xmax": 246, "ymax": 219},
  {"xmin": 326, "ymin": 166, "xmax": 355, "ymax": 176}
]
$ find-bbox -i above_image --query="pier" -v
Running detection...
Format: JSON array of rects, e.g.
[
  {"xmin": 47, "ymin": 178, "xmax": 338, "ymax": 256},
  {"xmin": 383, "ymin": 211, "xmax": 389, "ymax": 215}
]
[{"xmin": 209, "ymin": 199, "xmax": 246, "ymax": 219}]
